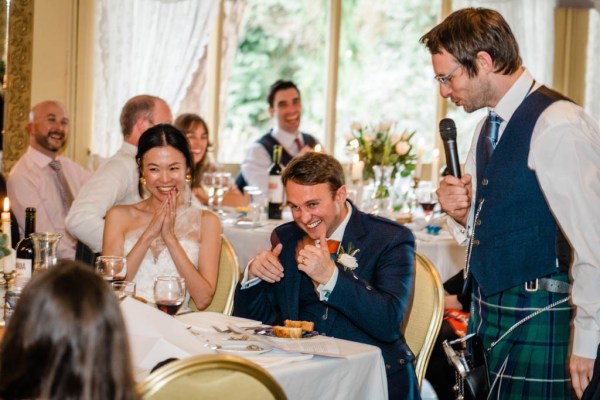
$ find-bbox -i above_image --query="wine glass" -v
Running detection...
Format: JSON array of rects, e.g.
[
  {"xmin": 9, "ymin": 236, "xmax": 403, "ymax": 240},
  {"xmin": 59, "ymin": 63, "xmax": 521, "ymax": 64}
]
[
  {"xmin": 201, "ymin": 172, "xmax": 217, "ymax": 210},
  {"xmin": 111, "ymin": 281, "xmax": 136, "ymax": 301},
  {"xmin": 95, "ymin": 256, "xmax": 126, "ymax": 282},
  {"xmin": 215, "ymin": 171, "xmax": 232, "ymax": 215},
  {"xmin": 416, "ymin": 186, "xmax": 438, "ymax": 222},
  {"xmin": 154, "ymin": 276, "xmax": 186, "ymax": 315}
]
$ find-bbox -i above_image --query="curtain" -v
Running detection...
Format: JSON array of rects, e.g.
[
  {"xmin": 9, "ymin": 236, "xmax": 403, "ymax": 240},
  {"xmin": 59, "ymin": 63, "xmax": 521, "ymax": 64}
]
[
  {"xmin": 93, "ymin": 0, "xmax": 219, "ymax": 156},
  {"xmin": 178, "ymin": 0, "xmax": 247, "ymax": 129},
  {"xmin": 452, "ymin": 0, "xmax": 555, "ymax": 86}
]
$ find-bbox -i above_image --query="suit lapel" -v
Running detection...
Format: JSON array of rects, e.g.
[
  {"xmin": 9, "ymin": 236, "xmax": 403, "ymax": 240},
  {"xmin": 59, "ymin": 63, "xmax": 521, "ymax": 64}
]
[{"xmin": 276, "ymin": 227, "xmax": 304, "ymax": 320}]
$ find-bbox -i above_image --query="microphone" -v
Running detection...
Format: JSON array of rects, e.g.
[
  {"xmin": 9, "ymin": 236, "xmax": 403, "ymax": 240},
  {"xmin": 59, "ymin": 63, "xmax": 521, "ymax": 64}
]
[{"xmin": 439, "ymin": 118, "xmax": 461, "ymax": 178}]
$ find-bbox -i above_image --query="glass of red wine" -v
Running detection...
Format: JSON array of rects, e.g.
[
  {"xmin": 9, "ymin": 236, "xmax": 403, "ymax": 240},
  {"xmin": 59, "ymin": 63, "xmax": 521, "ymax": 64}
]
[
  {"xmin": 154, "ymin": 276, "xmax": 186, "ymax": 315},
  {"xmin": 95, "ymin": 256, "xmax": 127, "ymax": 283},
  {"xmin": 416, "ymin": 186, "xmax": 438, "ymax": 222}
]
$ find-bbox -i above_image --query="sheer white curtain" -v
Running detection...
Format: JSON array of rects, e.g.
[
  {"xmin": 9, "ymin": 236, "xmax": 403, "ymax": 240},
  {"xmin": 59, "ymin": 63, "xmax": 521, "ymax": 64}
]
[
  {"xmin": 452, "ymin": 0, "xmax": 555, "ymax": 86},
  {"xmin": 585, "ymin": 8, "xmax": 599, "ymax": 120},
  {"xmin": 93, "ymin": 0, "xmax": 219, "ymax": 156}
]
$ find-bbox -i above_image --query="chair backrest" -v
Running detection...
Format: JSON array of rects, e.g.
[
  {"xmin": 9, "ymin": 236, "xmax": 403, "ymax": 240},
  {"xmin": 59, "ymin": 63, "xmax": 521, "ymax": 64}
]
[
  {"xmin": 139, "ymin": 354, "xmax": 287, "ymax": 400},
  {"xmin": 189, "ymin": 235, "xmax": 240, "ymax": 315},
  {"xmin": 404, "ymin": 252, "xmax": 444, "ymax": 388}
]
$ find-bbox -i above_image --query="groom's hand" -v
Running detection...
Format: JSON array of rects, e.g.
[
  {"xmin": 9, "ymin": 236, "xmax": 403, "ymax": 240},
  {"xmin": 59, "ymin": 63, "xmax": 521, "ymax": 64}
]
[
  {"xmin": 298, "ymin": 232, "xmax": 335, "ymax": 285},
  {"xmin": 248, "ymin": 243, "xmax": 284, "ymax": 283}
]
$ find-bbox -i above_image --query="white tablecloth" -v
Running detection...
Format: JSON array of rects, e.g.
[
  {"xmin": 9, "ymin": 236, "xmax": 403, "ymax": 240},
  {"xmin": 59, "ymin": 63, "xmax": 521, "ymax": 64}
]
[
  {"xmin": 123, "ymin": 300, "xmax": 388, "ymax": 400},
  {"xmin": 223, "ymin": 217, "xmax": 464, "ymax": 283}
]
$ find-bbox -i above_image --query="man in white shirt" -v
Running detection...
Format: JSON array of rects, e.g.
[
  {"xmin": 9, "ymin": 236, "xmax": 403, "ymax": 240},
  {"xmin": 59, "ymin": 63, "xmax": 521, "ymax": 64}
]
[
  {"xmin": 8, "ymin": 100, "xmax": 92, "ymax": 260},
  {"xmin": 235, "ymin": 80, "xmax": 319, "ymax": 196},
  {"xmin": 421, "ymin": 8, "xmax": 600, "ymax": 399},
  {"xmin": 66, "ymin": 95, "xmax": 172, "ymax": 255}
]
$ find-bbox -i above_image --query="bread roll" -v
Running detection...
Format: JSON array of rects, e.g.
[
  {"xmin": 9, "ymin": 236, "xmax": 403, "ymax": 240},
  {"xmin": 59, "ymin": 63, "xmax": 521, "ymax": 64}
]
[
  {"xmin": 273, "ymin": 326, "xmax": 302, "ymax": 338},
  {"xmin": 284, "ymin": 319, "xmax": 315, "ymax": 332}
]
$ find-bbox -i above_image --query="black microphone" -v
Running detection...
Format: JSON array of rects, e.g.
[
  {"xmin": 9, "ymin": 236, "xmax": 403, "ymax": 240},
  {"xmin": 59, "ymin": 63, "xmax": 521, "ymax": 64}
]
[{"xmin": 439, "ymin": 118, "xmax": 461, "ymax": 178}]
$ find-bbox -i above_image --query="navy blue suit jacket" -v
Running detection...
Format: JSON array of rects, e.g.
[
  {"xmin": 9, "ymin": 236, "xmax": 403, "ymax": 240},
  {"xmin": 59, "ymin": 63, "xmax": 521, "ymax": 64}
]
[{"xmin": 234, "ymin": 206, "xmax": 417, "ymax": 377}]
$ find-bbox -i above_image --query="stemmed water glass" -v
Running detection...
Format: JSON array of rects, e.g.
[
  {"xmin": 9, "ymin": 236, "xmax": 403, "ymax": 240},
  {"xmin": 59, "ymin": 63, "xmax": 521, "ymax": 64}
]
[
  {"xmin": 111, "ymin": 281, "xmax": 136, "ymax": 301},
  {"xmin": 154, "ymin": 276, "xmax": 186, "ymax": 315},
  {"xmin": 95, "ymin": 256, "xmax": 127, "ymax": 283},
  {"xmin": 202, "ymin": 172, "xmax": 217, "ymax": 210},
  {"xmin": 215, "ymin": 171, "xmax": 232, "ymax": 216}
]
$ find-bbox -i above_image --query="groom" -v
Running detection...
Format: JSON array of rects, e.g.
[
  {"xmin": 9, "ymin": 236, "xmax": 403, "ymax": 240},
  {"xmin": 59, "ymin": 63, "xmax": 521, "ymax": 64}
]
[{"xmin": 234, "ymin": 152, "xmax": 420, "ymax": 399}]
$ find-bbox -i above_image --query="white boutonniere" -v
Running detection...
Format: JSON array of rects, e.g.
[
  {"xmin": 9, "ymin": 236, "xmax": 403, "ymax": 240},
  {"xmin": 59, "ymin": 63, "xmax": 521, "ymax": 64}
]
[{"xmin": 337, "ymin": 243, "xmax": 360, "ymax": 272}]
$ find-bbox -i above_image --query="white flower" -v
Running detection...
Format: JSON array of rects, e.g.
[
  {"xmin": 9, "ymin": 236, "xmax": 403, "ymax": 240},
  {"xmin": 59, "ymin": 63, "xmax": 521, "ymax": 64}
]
[
  {"xmin": 395, "ymin": 141, "xmax": 410, "ymax": 156},
  {"xmin": 337, "ymin": 253, "xmax": 359, "ymax": 271}
]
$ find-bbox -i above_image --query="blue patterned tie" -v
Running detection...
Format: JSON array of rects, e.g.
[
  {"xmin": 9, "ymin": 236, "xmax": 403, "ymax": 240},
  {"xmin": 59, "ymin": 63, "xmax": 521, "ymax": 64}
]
[{"xmin": 483, "ymin": 111, "xmax": 502, "ymax": 165}]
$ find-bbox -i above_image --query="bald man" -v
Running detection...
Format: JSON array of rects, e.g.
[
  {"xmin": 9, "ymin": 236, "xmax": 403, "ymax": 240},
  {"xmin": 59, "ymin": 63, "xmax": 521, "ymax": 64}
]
[{"xmin": 8, "ymin": 100, "xmax": 92, "ymax": 260}]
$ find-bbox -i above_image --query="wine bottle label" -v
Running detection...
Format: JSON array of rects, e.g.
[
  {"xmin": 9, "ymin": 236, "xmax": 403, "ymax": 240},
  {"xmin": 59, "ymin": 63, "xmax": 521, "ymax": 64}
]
[
  {"xmin": 15, "ymin": 258, "xmax": 33, "ymax": 279},
  {"xmin": 268, "ymin": 176, "xmax": 284, "ymax": 203}
]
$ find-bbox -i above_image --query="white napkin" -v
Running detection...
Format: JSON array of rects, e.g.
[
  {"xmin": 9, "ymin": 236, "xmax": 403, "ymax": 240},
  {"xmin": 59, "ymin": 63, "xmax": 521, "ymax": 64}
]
[
  {"xmin": 121, "ymin": 297, "xmax": 212, "ymax": 371},
  {"xmin": 176, "ymin": 311, "xmax": 262, "ymax": 333}
]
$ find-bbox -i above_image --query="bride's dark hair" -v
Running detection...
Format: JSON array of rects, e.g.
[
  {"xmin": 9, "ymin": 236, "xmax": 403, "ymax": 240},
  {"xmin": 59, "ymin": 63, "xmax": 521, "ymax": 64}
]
[
  {"xmin": 0, "ymin": 261, "xmax": 138, "ymax": 400},
  {"xmin": 136, "ymin": 123, "xmax": 194, "ymax": 197}
]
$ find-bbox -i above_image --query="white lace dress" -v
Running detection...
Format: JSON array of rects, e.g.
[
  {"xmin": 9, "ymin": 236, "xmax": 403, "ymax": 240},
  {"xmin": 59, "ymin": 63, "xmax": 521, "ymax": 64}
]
[{"xmin": 123, "ymin": 202, "xmax": 203, "ymax": 304}]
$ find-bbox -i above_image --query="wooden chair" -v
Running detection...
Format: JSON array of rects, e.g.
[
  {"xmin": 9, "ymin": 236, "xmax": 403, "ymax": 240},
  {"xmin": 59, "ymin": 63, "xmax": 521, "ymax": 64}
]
[
  {"xmin": 139, "ymin": 354, "xmax": 287, "ymax": 400},
  {"xmin": 404, "ymin": 252, "xmax": 444, "ymax": 388},
  {"xmin": 189, "ymin": 235, "xmax": 240, "ymax": 315}
]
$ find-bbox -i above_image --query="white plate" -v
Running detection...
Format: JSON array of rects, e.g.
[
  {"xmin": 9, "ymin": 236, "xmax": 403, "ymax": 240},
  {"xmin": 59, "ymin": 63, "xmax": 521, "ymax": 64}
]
[{"xmin": 215, "ymin": 341, "xmax": 273, "ymax": 356}]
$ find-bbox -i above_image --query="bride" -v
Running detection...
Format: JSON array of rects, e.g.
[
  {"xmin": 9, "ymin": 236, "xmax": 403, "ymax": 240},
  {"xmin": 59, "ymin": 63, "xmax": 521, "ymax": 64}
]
[{"xmin": 102, "ymin": 124, "xmax": 221, "ymax": 309}]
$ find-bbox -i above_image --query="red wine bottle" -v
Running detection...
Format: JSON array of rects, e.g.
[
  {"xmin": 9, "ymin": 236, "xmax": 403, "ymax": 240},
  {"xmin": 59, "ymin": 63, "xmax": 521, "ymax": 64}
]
[
  {"xmin": 15, "ymin": 207, "xmax": 36, "ymax": 282},
  {"xmin": 268, "ymin": 145, "xmax": 284, "ymax": 219}
]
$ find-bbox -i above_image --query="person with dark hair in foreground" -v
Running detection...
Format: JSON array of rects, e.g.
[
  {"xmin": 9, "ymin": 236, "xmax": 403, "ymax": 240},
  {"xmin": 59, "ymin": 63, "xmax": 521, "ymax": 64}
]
[
  {"xmin": 234, "ymin": 152, "xmax": 420, "ymax": 399},
  {"xmin": 422, "ymin": 7, "xmax": 600, "ymax": 398},
  {"xmin": 0, "ymin": 261, "xmax": 138, "ymax": 400}
]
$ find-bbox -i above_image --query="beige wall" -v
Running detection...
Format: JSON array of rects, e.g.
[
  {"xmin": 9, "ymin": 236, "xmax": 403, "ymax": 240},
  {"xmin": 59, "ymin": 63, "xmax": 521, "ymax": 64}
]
[
  {"xmin": 31, "ymin": 0, "xmax": 95, "ymax": 166},
  {"xmin": 3, "ymin": 0, "xmax": 94, "ymax": 174}
]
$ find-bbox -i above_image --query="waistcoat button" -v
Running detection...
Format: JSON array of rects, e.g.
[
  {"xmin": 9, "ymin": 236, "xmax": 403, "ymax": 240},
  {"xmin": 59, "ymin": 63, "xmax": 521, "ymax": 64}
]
[{"xmin": 481, "ymin": 178, "xmax": 489, "ymax": 186}]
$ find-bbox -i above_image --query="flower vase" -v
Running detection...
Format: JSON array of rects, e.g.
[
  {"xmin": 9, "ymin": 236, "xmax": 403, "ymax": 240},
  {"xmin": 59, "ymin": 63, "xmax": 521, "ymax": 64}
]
[
  {"xmin": 370, "ymin": 165, "xmax": 394, "ymax": 217},
  {"xmin": 392, "ymin": 168, "xmax": 414, "ymax": 213}
]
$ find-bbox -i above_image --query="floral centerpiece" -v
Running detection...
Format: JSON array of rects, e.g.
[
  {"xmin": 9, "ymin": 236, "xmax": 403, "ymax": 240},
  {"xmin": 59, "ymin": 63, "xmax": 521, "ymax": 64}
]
[{"xmin": 347, "ymin": 120, "xmax": 416, "ymax": 182}]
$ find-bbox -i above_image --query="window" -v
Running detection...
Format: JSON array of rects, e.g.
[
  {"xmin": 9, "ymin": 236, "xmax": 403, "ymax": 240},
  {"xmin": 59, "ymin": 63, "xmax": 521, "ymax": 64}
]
[
  {"xmin": 335, "ymin": 0, "xmax": 441, "ymax": 161},
  {"xmin": 219, "ymin": 0, "xmax": 327, "ymax": 163}
]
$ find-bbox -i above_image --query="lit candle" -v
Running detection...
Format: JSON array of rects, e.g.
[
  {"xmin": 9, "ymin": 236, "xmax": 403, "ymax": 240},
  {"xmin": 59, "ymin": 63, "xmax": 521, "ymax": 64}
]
[
  {"xmin": 431, "ymin": 149, "xmax": 440, "ymax": 187},
  {"xmin": 414, "ymin": 140, "xmax": 425, "ymax": 179},
  {"xmin": 2, "ymin": 197, "xmax": 12, "ymax": 273},
  {"xmin": 351, "ymin": 155, "xmax": 364, "ymax": 181},
  {"xmin": 314, "ymin": 144, "xmax": 322, "ymax": 153}
]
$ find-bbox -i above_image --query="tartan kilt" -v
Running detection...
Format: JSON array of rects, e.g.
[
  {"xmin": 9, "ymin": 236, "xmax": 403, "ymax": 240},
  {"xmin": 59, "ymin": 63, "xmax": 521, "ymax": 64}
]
[{"xmin": 470, "ymin": 276, "xmax": 574, "ymax": 399}]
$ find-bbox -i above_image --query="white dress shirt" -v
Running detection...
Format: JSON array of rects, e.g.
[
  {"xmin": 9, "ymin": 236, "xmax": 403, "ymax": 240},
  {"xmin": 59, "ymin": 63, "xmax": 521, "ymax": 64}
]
[
  {"xmin": 7, "ymin": 146, "xmax": 92, "ymax": 260},
  {"xmin": 239, "ymin": 128, "xmax": 305, "ymax": 200},
  {"xmin": 66, "ymin": 142, "xmax": 141, "ymax": 253},
  {"xmin": 446, "ymin": 69, "xmax": 600, "ymax": 359}
]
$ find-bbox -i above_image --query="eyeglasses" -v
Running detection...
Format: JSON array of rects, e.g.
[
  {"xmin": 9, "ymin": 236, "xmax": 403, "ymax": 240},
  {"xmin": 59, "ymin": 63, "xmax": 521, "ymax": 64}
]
[{"xmin": 434, "ymin": 64, "xmax": 462, "ymax": 86}]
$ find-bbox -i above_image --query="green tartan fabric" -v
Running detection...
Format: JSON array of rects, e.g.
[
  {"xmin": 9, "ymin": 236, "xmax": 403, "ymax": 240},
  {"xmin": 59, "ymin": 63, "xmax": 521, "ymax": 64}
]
[{"xmin": 470, "ymin": 275, "xmax": 574, "ymax": 399}]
